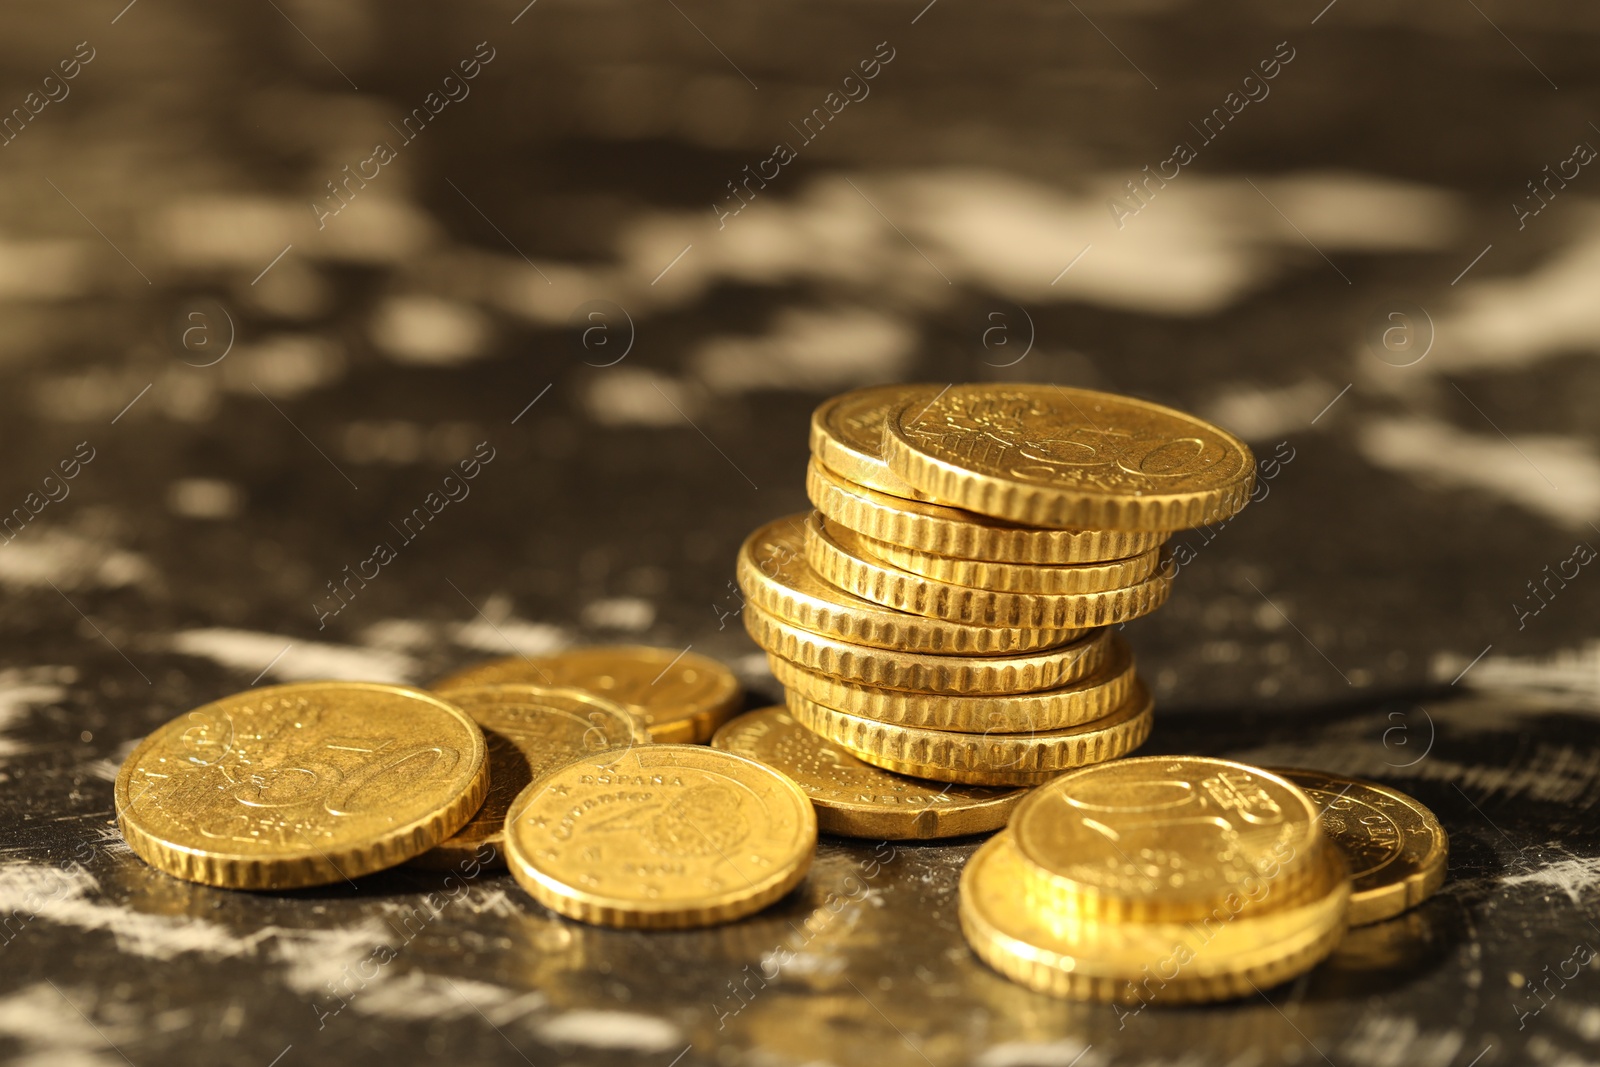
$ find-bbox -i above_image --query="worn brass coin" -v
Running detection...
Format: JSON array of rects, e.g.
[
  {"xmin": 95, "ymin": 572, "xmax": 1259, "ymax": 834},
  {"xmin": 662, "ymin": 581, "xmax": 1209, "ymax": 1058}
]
[
  {"xmin": 765, "ymin": 634, "xmax": 1136, "ymax": 732},
  {"xmin": 114, "ymin": 682, "xmax": 489, "ymax": 889},
  {"xmin": 411, "ymin": 685, "xmax": 650, "ymax": 869},
  {"xmin": 805, "ymin": 512, "xmax": 1173, "ymax": 628},
  {"xmin": 859, "ymin": 532, "xmax": 1163, "ymax": 594},
  {"xmin": 1272, "ymin": 768, "xmax": 1448, "ymax": 926},
  {"xmin": 711, "ymin": 706, "xmax": 1025, "ymax": 839},
  {"xmin": 960, "ymin": 831, "xmax": 1349, "ymax": 1003},
  {"xmin": 1010, "ymin": 756, "xmax": 1330, "ymax": 923},
  {"xmin": 882, "ymin": 384, "xmax": 1256, "ymax": 530},
  {"xmin": 788, "ymin": 682, "xmax": 1152, "ymax": 786},
  {"xmin": 809, "ymin": 384, "xmax": 940, "ymax": 498},
  {"xmin": 745, "ymin": 602, "xmax": 1110, "ymax": 695},
  {"xmin": 435, "ymin": 646, "xmax": 741, "ymax": 744},
  {"xmin": 736, "ymin": 516, "xmax": 1083, "ymax": 654},
  {"xmin": 503, "ymin": 744, "xmax": 816, "ymax": 928},
  {"xmin": 808, "ymin": 461, "xmax": 1168, "ymax": 565}
]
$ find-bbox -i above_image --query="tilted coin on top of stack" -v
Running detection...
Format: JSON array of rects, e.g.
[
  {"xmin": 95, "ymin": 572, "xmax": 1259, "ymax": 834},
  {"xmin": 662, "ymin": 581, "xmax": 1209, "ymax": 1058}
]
[{"xmin": 734, "ymin": 382, "xmax": 1256, "ymax": 804}]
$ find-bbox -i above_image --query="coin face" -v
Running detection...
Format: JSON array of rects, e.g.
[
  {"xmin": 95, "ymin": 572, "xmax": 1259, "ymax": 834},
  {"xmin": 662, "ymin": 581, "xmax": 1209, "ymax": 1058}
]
[
  {"xmin": 1273, "ymin": 768, "xmax": 1448, "ymax": 926},
  {"xmin": 711, "ymin": 706, "xmax": 1024, "ymax": 839},
  {"xmin": 411, "ymin": 685, "xmax": 650, "ymax": 868},
  {"xmin": 114, "ymin": 682, "xmax": 489, "ymax": 889},
  {"xmin": 435, "ymin": 646, "xmax": 741, "ymax": 744},
  {"xmin": 810, "ymin": 384, "xmax": 941, "ymax": 497},
  {"xmin": 1010, "ymin": 757, "xmax": 1325, "ymax": 920},
  {"xmin": 882, "ymin": 385, "xmax": 1255, "ymax": 530},
  {"xmin": 503, "ymin": 744, "xmax": 816, "ymax": 928}
]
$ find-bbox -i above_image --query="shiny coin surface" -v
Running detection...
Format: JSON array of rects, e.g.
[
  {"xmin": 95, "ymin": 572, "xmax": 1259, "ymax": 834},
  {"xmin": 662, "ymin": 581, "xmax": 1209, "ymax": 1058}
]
[
  {"xmin": 712, "ymin": 706, "xmax": 1024, "ymax": 839},
  {"xmin": 503, "ymin": 744, "xmax": 816, "ymax": 928},
  {"xmin": 809, "ymin": 384, "xmax": 940, "ymax": 498},
  {"xmin": 805, "ymin": 512, "xmax": 1173, "ymax": 629},
  {"xmin": 788, "ymin": 682, "xmax": 1152, "ymax": 787},
  {"xmin": 115, "ymin": 682, "xmax": 489, "ymax": 889},
  {"xmin": 960, "ymin": 831, "xmax": 1349, "ymax": 1003},
  {"xmin": 411, "ymin": 685, "xmax": 650, "ymax": 869},
  {"xmin": 1272, "ymin": 768, "xmax": 1449, "ymax": 926},
  {"xmin": 766, "ymin": 634, "xmax": 1136, "ymax": 732},
  {"xmin": 736, "ymin": 516, "xmax": 1083, "ymax": 654},
  {"xmin": 1010, "ymin": 757, "xmax": 1330, "ymax": 922},
  {"xmin": 882, "ymin": 384, "xmax": 1255, "ymax": 531},
  {"xmin": 808, "ymin": 460, "xmax": 1168, "ymax": 564},
  {"xmin": 745, "ymin": 602, "xmax": 1110, "ymax": 695},
  {"xmin": 860, "ymin": 532, "xmax": 1163, "ymax": 594},
  {"xmin": 435, "ymin": 646, "xmax": 741, "ymax": 744}
]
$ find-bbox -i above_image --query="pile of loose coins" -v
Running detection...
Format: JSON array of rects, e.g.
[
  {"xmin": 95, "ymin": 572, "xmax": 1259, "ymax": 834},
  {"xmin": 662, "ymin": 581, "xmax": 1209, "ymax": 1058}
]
[{"xmin": 111, "ymin": 383, "xmax": 1451, "ymax": 1003}]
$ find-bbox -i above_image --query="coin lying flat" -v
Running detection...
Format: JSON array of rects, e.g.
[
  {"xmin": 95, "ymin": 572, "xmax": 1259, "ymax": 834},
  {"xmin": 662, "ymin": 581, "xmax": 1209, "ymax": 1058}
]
[
  {"xmin": 737, "ymin": 516, "xmax": 1083, "ymax": 654},
  {"xmin": 115, "ymin": 682, "xmax": 489, "ymax": 889},
  {"xmin": 788, "ymin": 683, "xmax": 1152, "ymax": 787},
  {"xmin": 712, "ymin": 706, "xmax": 1025, "ymax": 839},
  {"xmin": 410, "ymin": 685, "xmax": 650, "ymax": 869},
  {"xmin": 859, "ymin": 532, "xmax": 1163, "ymax": 594},
  {"xmin": 1272, "ymin": 768, "xmax": 1448, "ymax": 926},
  {"xmin": 960, "ymin": 831, "xmax": 1349, "ymax": 1003},
  {"xmin": 435, "ymin": 646, "xmax": 741, "ymax": 744},
  {"xmin": 882, "ymin": 384, "xmax": 1256, "ymax": 531},
  {"xmin": 1010, "ymin": 756, "xmax": 1331, "ymax": 923},
  {"xmin": 805, "ymin": 512, "xmax": 1173, "ymax": 629},
  {"xmin": 504, "ymin": 744, "xmax": 816, "ymax": 928},
  {"xmin": 808, "ymin": 461, "xmax": 1168, "ymax": 565},
  {"xmin": 809, "ymin": 384, "xmax": 940, "ymax": 498},
  {"xmin": 765, "ymin": 634, "xmax": 1136, "ymax": 732}
]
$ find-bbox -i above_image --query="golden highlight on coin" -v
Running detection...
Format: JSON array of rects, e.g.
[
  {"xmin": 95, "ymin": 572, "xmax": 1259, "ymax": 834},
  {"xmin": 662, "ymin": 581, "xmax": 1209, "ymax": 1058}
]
[
  {"xmin": 115, "ymin": 682, "xmax": 489, "ymax": 890},
  {"xmin": 712, "ymin": 706, "xmax": 1025, "ymax": 839},
  {"xmin": 503, "ymin": 744, "xmax": 816, "ymax": 928},
  {"xmin": 809, "ymin": 384, "xmax": 941, "ymax": 498},
  {"xmin": 435, "ymin": 645, "xmax": 741, "ymax": 744},
  {"xmin": 410, "ymin": 685, "xmax": 650, "ymax": 869}
]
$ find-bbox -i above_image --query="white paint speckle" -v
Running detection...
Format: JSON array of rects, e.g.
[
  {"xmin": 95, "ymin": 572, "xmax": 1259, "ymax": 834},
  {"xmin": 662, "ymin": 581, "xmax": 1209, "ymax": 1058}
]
[
  {"xmin": 536, "ymin": 1010, "xmax": 683, "ymax": 1052},
  {"xmin": 370, "ymin": 295, "xmax": 491, "ymax": 366},
  {"xmin": 580, "ymin": 597, "xmax": 656, "ymax": 632},
  {"xmin": 168, "ymin": 629, "xmax": 419, "ymax": 683},
  {"xmin": 166, "ymin": 478, "xmax": 243, "ymax": 520}
]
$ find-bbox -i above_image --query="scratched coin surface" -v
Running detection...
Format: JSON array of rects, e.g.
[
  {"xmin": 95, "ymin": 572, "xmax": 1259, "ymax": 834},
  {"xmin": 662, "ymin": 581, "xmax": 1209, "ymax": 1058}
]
[
  {"xmin": 435, "ymin": 646, "xmax": 741, "ymax": 744},
  {"xmin": 114, "ymin": 682, "xmax": 489, "ymax": 889},
  {"xmin": 411, "ymin": 685, "xmax": 650, "ymax": 869},
  {"xmin": 711, "ymin": 706, "xmax": 1025, "ymax": 839},
  {"xmin": 882, "ymin": 384, "xmax": 1256, "ymax": 530},
  {"xmin": 504, "ymin": 744, "xmax": 816, "ymax": 928},
  {"xmin": 809, "ymin": 384, "xmax": 940, "ymax": 497},
  {"xmin": 1010, "ymin": 756, "xmax": 1328, "ymax": 921},
  {"xmin": 1272, "ymin": 768, "xmax": 1448, "ymax": 926}
]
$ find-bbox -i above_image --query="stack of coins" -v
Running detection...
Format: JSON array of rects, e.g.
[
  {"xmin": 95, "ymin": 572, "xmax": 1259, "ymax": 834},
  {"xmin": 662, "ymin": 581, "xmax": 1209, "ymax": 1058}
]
[{"xmin": 736, "ymin": 383, "xmax": 1256, "ymax": 792}]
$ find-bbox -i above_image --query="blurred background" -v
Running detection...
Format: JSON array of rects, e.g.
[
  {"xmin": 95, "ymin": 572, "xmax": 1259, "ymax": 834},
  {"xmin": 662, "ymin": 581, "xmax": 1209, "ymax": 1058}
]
[{"xmin": 3, "ymin": 2, "xmax": 1600, "ymax": 1065}]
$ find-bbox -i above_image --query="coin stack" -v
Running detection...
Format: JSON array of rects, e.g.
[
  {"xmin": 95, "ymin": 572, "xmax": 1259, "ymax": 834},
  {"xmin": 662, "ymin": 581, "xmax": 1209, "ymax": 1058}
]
[{"xmin": 736, "ymin": 383, "xmax": 1256, "ymax": 792}]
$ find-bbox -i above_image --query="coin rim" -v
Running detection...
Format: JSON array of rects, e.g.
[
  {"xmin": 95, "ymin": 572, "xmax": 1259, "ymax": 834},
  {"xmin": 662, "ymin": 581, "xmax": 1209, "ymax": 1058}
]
[{"xmin": 808, "ymin": 384, "xmax": 939, "ymax": 498}]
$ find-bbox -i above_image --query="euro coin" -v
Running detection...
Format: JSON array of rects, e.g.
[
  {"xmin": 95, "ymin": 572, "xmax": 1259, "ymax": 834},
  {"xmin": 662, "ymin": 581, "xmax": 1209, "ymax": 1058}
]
[
  {"xmin": 882, "ymin": 384, "xmax": 1255, "ymax": 530},
  {"xmin": 712, "ymin": 706, "xmax": 1025, "ymax": 839},
  {"xmin": 859, "ymin": 533, "xmax": 1164, "ymax": 594},
  {"xmin": 960, "ymin": 831, "xmax": 1349, "ymax": 1003},
  {"xmin": 435, "ymin": 645, "xmax": 741, "ymax": 744},
  {"xmin": 503, "ymin": 744, "xmax": 816, "ymax": 928},
  {"xmin": 115, "ymin": 682, "xmax": 489, "ymax": 889},
  {"xmin": 737, "ymin": 516, "xmax": 1084, "ymax": 654},
  {"xmin": 1272, "ymin": 768, "xmax": 1448, "ymax": 926},
  {"xmin": 809, "ymin": 384, "xmax": 941, "ymax": 498},
  {"xmin": 411, "ymin": 685, "xmax": 650, "ymax": 869},
  {"xmin": 787, "ymin": 682, "xmax": 1152, "ymax": 787}
]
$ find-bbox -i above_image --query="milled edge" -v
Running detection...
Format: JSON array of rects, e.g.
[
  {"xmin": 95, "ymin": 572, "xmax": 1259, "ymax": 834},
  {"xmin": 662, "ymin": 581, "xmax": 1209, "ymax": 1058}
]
[{"xmin": 865, "ymin": 536, "xmax": 1163, "ymax": 594}]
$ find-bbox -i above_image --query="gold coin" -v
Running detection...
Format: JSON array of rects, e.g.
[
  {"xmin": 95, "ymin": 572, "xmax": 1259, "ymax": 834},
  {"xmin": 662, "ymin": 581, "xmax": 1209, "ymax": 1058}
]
[
  {"xmin": 960, "ymin": 831, "xmax": 1349, "ymax": 1003},
  {"xmin": 410, "ymin": 685, "xmax": 650, "ymax": 869},
  {"xmin": 745, "ymin": 602, "xmax": 1110, "ymax": 695},
  {"xmin": 737, "ymin": 516, "xmax": 1083, "ymax": 654},
  {"xmin": 435, "ymin": 645, "xmax": 741, "ymax": 744},
  {"xmin": 711, "ymin": 706, "xmax": 1025, "ymax": 839},
  {"xmin": 114, "ymin": 682, "xmax": 489, "ymax": 889},
  {"xmin": 1010, "ymin": 756, "xmax": 1330, "ymax": 923},
  {"xmin": 809, "ymin": 384, "xmax": 941, "ymax": 498},
  {"xmin": 808, "ymin": 460, "xmax": 1168, "ymax": 564},
  {"xmin": 503, "ymin": 743, "xmax": 816, "ymax": 928},
  {"xmin": 787, "ymin": 682, "xmax": 1152, "ymax": 786},
  {"xmin": 805, "ymin": 512, "xmax": 1173, "ymax": 628},
  {"xmin": 1272, "ymin": 768, "xmax": 1448, "ymax": 926},
  {"xmin": 766, "ymin": 634, "xmax": 1136, "ymax": 732},
  {"xmin": 882, "ymin": 384, "xmax": 1256, "ymax": 531},
  {"xmin": 859, "ymin": 532, "xmax": 1163, "ymax": 594}
]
